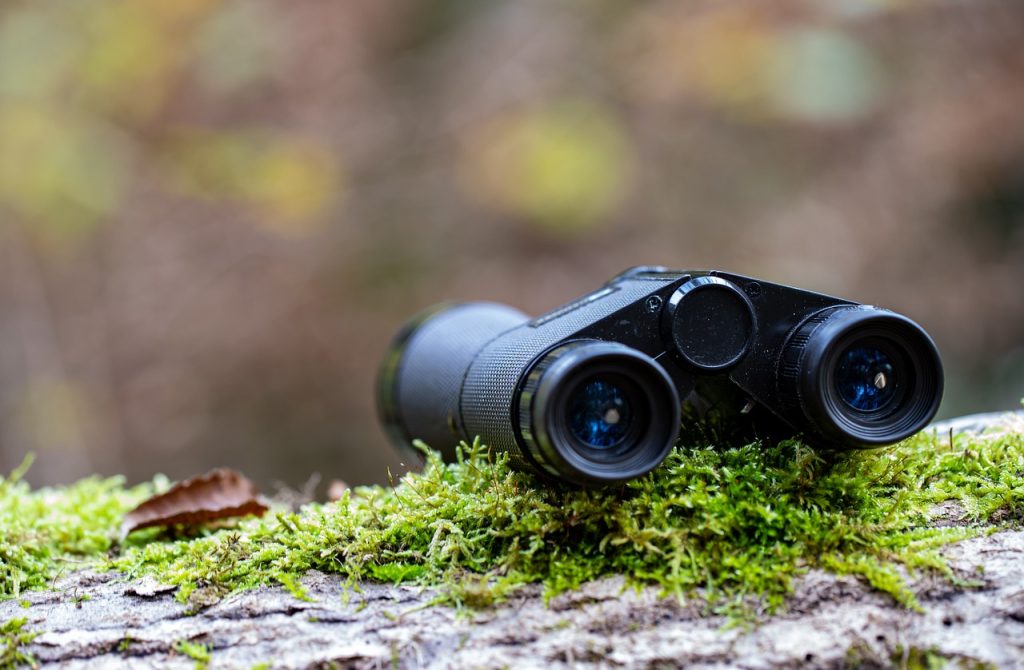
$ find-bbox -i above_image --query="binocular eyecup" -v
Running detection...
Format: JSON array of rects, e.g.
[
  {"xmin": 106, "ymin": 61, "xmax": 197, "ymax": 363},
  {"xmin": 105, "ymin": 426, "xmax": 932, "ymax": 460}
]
[
  {"xmin": 517, "ymin": 341, "xmax": 680, "ymax": 485},
  {"xmin": 779, "ymin": 306, "xmax": 943, "ymax": 448}
]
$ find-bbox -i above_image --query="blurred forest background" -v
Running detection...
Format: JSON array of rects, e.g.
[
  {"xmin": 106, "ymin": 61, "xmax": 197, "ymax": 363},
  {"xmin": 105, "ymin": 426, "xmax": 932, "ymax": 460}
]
[{"xmin": 1, "ymin": 0, "xmax": 1023, "ymax": 491}]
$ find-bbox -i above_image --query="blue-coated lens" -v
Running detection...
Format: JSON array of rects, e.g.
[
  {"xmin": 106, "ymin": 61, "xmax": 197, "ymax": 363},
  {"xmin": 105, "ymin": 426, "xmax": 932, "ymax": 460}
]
[
  {"xmin": 836, "ymin": 345, "xmax": 897, "ymax": 412},
  {"xmin": 568, "ymin": 380, "xmax": 633, "ymax": 448}
]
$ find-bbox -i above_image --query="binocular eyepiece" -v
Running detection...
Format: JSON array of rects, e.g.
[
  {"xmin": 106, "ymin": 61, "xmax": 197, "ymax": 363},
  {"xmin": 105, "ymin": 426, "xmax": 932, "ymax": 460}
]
[{"xmin": 378, "ymin": 268, "xmax": 943, "ymax": 486}]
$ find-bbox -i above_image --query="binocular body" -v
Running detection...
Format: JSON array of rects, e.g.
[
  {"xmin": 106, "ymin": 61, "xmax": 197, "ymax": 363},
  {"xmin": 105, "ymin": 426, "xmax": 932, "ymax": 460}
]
[{"xmin": 378, "ymin": 267, "xmax": 943, "ymax": 486}]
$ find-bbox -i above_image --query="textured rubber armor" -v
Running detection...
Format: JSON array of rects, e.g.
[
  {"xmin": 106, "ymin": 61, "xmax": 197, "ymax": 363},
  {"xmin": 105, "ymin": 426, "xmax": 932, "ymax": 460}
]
[
  {"xmin": 777, "ymin": 306, "xmax": 845, "ymax": 421},
  {"xmin": 390, "ymin": 303, "xmax": 528, "ymax": 461}
]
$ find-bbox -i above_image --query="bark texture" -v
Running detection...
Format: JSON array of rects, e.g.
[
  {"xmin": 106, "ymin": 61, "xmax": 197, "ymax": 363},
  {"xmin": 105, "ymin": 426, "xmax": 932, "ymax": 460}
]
[{"xmin": 3, "ymin": 529, "xmax": 1024, "ymax": 669}]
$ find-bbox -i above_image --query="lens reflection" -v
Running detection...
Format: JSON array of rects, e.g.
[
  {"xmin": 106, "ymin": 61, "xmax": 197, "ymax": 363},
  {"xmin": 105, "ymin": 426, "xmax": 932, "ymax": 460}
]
[
  {"xmin": 836, "ymin": 345, "xmax": 897, "ymax": 412},
  {"xmin": 568, "ymin": 380, "xmax": 633, "ymax": 448}
]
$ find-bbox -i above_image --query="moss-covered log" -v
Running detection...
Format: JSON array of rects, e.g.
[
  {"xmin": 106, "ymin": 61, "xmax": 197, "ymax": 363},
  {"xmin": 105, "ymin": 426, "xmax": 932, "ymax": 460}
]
[
  {"xmin": 3, "ymin": 535, "xmax": 1024, "ymax": 669},
  {"xmin": 2, "ymin": 412, "xmax": 1022, "ymax": 668}
]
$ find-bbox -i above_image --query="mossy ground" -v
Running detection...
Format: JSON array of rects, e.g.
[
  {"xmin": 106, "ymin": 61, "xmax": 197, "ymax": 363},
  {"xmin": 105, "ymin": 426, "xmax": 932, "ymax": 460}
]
[
  {"xmin": 0, "ymin": 617, "xmax": 36, "ymax": 669},
  {"xmin": 2, "ymin": 418, "xmax": 1023, "ymax": 621}
]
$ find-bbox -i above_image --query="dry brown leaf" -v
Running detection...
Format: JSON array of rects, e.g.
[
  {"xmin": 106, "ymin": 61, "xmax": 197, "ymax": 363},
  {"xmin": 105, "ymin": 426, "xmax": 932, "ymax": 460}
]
[{"xmin": 122, "ymin": 468, "xmax": 268, "ymax": 538}]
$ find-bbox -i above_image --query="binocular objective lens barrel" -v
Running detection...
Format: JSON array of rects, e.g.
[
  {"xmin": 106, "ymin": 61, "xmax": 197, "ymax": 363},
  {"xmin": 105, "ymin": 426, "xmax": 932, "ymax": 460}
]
[
  {"xmin": 517, "ymin": 341, "xmax": 681, "ymax": 486},
  {"xmin": 377, "ymin": 302, "xmax": 530, "ymax": 463},
  {"xmin": 780, "ymin": 306, "xmax": 943, "ymax": 447}
]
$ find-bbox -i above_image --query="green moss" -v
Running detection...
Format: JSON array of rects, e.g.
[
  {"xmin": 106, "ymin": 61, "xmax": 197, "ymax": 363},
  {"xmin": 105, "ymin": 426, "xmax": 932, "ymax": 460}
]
[
  {"xmin": 886, "ymin": 644, "xmax": 998, "ymax": 670},
  {"xmin": 2, "ymin": 422, "xmax": 1023, "ymax": 617},
  {"xmin": 1, "ymin": 617, "xmax": 37, "ymax": 670},
  {"xmin": 0, "ymin": 455, "xmax": 159, "ymax": 598},
  {"xmin": 173, "ymin": 640, "xmax": 210, "ymax": 669}
]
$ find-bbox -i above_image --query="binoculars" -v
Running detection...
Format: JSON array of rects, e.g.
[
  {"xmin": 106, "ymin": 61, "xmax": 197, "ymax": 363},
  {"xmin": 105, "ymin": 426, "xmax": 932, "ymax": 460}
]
[{"xmin": 377, "ymin": 268, "xmax": 943, "ymax": 486}]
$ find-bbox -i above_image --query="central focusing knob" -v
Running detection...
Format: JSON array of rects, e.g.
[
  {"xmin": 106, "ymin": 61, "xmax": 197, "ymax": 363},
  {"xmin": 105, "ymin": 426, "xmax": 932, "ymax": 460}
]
[{"xmin": 661, "ymin": 276, "xmax": 756, "ymax": 372}]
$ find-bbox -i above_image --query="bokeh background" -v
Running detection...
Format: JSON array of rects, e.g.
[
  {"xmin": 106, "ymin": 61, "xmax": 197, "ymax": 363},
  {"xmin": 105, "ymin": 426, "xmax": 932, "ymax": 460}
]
[{"xmin": 1, "ymin": 0, "xmax": 1023, "ymax": 491}]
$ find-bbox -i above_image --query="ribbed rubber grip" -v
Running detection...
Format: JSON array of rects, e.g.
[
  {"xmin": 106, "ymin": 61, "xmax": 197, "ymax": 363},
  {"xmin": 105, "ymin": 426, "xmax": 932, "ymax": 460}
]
[{"xmin": 778, "ymin": 307, "xmax": 844, "ymax": 418}]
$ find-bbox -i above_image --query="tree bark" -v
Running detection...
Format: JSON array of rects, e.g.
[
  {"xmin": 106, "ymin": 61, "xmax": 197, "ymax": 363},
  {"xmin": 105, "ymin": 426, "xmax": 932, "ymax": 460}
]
[{"xmin": 3, "ymin": 529, "xmax": 1023, "ymax": 669}]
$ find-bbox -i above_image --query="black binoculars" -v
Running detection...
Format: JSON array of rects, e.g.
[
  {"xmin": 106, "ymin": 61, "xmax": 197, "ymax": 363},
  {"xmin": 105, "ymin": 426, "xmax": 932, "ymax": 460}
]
[{"xmin": 377, "ymin": 268, "xmax": 943, "ymax": 486}]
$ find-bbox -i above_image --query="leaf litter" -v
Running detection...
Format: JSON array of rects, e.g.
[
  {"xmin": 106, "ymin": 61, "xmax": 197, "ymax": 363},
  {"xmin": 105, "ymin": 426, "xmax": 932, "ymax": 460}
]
[{"xmin": 120, "ymin": 468, "xmax": 268, "ymax": 539}]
